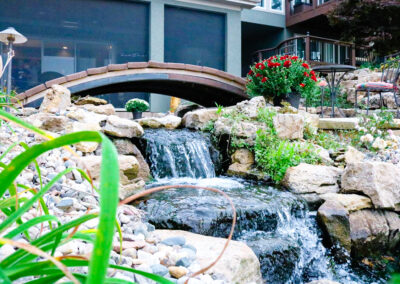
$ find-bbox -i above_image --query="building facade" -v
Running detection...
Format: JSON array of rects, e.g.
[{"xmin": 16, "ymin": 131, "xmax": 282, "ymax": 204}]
[{"xmin": 0, "ymin": 0, "xmax": 288, "ymax": 111}]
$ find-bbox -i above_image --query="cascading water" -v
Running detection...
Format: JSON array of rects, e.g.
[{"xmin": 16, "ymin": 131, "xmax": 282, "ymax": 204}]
[
  {"xmin": 139, "ymin": 129, "xmax": 384, "ymax": 284},
  {"xmin": 142, "ymin": 129, "xmax": 216, "ymax": 179}
]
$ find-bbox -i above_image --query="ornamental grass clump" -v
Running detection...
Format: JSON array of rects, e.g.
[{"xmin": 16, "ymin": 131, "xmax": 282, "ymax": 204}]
[
  {"xmin": 125, "ymin": 98, "xmax": 149, "ymax": 112},
  {"xmin": 246, "ymin": 55, "xmax": 318, "ymax": 103}
]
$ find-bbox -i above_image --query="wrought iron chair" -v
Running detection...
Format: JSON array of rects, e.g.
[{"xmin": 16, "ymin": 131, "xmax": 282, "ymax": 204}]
[{"xmin": 354, "ymin": 57, "xmax": 400, "ymax": 116}]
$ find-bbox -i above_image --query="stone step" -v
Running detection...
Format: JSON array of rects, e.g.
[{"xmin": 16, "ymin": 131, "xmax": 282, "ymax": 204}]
[{"xmin": 318, "ymin": 117, "xmax": 400, "ymax": 130}]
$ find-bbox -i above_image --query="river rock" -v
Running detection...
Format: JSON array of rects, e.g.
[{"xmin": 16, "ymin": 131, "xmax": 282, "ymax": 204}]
[
  {"xmin": 39, "ymin": 84, "xmax": 71, "ymax": 113},
  {"xmin": 341, "ymin": 162, "xmax": 400, "ymax": 210},
  {"xmin": 80, "ymin": 155, "xmax": 139, "ymax": 186},
  {"xmin": 235, "ymin": 96, "xmax": 266, "ymax": 119},
  {"xmin": 282, "ymin": 163, "xmax": 342, "ymax": 195},
  {"xmin": 139, "ymin": 115, "xmax": 181, "ymax": 129},
  {"xmin": 273, "ymin": 113, "xmax": 304, "ymax": 139},
  {"xmin": 66, "ymin": 121, "xmax": 101, "ymax": 152},
  {"xmin": 344, "ymin": 146, "xmax": 365, "ymax": 164},
  {"xmin": 75, "ymin": 96, "xmax": 107, "ymax": 106},
  {"xmin": 182, "ymin": 108, "xmax": 220, "ymax": 129},
  {"xmin": 319, "ymin": 193, "xmax": 372, "ymax": 212},
  {"xmin": 317, "ymin": 200, "xmax": 351, "ymax": 254},
  {"xmin": 154, "ymin": 230, "xmax": 263, "ymax": 284},
  {"xmin": 81, "ymin": 104, "xmax": 116, "ymax": 116},
  {"xmin": 169, "ymin": 266, "xmax": 188, "ymax": 279},
  {"xmin": 103, "ymin": 115, "xmax": 144, "ymax": 138}
]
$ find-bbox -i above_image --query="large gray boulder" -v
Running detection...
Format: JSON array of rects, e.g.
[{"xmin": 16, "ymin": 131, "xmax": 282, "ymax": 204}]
[
  {"xmin": 235, "ymin": 96, "xmax": 266, "ymax": 119},
  {"xmin": 154, "ymin": 230, "xmax": 263, "ymax": 284},
  {"xmin": 103, "ymin": 115, "xmax": 144, "ymax": 138},
  {"xmin": 112, "ymin": 139, "xmax": 151, "ymax": 181},
  {"xmin": 29, "ymin": 113, "xmax": 69, "ymax": 132},
  {"xmin": 282, "ymin": 163, "xmax": 342, "ymax": 195},
  {"xmin": 182, "ymin": 108, "xmax": 220, "ymax": 130},
  {"xmin": 66, "ymin": 121, "xmax": 101, "ymax": 153},
  {"xmin": 273, "ymin": 113, "xmax": 304, "ymax": 140},
  {"xmin": 80, "ymin": 155, "xmax": 139, "ymax": 186},
  {"xmin": 138, "ymin": 114, "xmax": 181, "ymax": 129},
  {"xmin": 319, "ymin": 193, "xmax": 372, "ymax": 212},
  {"xmin": 39, "ymin": 84, "xmax": 71, "ymax": 114},
  {"xmin": 81, "ymin": 104, "xmax": 115, "ymax": 116},
  {"xmin": 349, "ymin": 210, "xmax": 398, "ymax": 258},
  {"xmin": 317, "ymin": 200, "xmax": 351, "ymax": 254},
  {"xmin": 214, "ymin": 117, "xmax": 264, "ymax": 143},
  {"xmin": 341, "ymin": 162, "xmax": 400, "ymax": 210}
]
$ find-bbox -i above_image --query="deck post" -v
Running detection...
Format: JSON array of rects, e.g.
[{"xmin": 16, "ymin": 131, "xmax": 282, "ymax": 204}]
[
  {"xmin": 305, "ymin": 32, "xmax": 310, "ymax": 62},
  {"xmin": 351, "ymin": 44, "xmax": 356, "ymax": 66}
]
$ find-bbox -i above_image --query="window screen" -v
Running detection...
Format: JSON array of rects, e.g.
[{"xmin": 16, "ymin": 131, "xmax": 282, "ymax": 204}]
[{"xmin": 164, "ymin": 6, "xmax": 226, "ymax": 71}]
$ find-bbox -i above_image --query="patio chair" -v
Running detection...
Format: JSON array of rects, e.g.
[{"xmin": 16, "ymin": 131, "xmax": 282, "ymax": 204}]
[{"xmin": 354, "ymin": 57, "xmax": 400, "ymax": 116}]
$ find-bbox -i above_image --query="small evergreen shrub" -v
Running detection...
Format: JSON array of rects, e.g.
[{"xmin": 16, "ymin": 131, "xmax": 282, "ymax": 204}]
[{"xmin": 125, "ymin": 98, "xmax": 149, "ymax": 112}]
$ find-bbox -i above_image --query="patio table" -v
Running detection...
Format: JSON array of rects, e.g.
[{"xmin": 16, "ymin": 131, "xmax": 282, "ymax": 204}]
[{"xmin": 313, "ymin": 64, "xmax": 356, "ymax": 118}]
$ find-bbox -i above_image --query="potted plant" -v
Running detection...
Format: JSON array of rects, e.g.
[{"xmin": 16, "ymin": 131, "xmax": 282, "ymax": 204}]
[
  {"xmin": 125, "ymin": 98, "xmax": 150, "ymax": 119},
  {"xmin": 246, "ymin": 55, "xmax": 318, "ymax": 108}
]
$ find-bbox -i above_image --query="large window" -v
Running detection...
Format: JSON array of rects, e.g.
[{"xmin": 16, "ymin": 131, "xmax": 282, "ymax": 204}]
[
  {"xmin": 0, "ymin": 0, "xmax": 149, "ymax": 96},
  {"xmin": 164, "ymin": 6, "xmax": 226, "ymax": 71}
]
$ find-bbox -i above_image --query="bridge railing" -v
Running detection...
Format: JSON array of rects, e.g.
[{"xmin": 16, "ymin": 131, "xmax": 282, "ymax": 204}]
[{"xmin": 252, "ymin": 34, "xmax": 372, "ymax": 66}]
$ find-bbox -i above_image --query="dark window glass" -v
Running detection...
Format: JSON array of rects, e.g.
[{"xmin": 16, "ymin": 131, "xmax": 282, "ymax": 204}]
[
  {"xmin": 164, "ymin": 6, "xmax": 226, "ymax": 70},
  {"xmin": 0, "ymin": 0, "xmax": 149, "ymax": 96}
]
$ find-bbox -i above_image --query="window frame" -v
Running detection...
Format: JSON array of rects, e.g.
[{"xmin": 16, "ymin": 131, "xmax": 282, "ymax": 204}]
[{"xmin": 252, "ymin": 0, "xmax": 285, "ymax": 15}]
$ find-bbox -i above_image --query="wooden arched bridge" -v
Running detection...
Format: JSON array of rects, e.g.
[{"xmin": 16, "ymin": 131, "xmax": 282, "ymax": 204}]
[{"xmin": 17, "ymin": 61, "xmax": 248, "ymax": 107}]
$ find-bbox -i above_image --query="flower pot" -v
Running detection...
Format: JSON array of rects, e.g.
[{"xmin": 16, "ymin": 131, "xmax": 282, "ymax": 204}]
[
  {"xmin": 273, "ymin": 92, "xmax": 301, "ymax": 109},
  {"xmin": 132, "ymin": 111, "xmax": 142, "ymax": 119}
]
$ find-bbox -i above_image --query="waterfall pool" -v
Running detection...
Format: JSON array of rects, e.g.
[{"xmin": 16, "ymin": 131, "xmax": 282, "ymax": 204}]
[{"xmin": 135, "ymin": 129, "xmax": 386, "ymax": 284}]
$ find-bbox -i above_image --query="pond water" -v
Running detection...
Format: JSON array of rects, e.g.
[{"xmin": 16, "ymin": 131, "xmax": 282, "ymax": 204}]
[{"xmin": 137, "ymin": 129, "xmax": 385, "ymax": 284}]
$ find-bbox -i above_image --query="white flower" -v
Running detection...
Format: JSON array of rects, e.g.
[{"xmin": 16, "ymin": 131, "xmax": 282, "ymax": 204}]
[
  {"xmin": 360, "ymin": 134, "xmax": 374, "ymax": 143},
  {"xmin": 373, "ymin": 113, "xmax": 378, "ymax": 120},
  {"xmin": 370, "ymin": 127, "xmax": 376, "ymax": 133},
  {"xmin": 372, "ymin": 137, "xmax": 387, "ymax": 150},
  {"xmin": 377, "ymin": 130, "xmax": 382, "ymax": 135}
]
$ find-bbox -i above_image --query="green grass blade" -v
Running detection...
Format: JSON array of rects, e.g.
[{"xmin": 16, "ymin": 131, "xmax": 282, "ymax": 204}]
[
  {"xmin": 87, "ymin": 135, "xmax": 119, "ymax": 284},
  {"xmin": 1, "ymin": 214, "xmax": 97, "ymax": 267},
  {"xmin": 4, "ymin": 215, "xmax": 60, "ymax": 240},
  {"xmin": 0, "ymin": 167, "xmax": 75, "ymax": 234},
  {"xmin": 0, "ymin": 130, "xmax": 102, "ymax": 198},
  {"xmin": 6, "ymin": 259, "xmax": 173, "ymax": 284},
  {"xmin": 0, "ymin": 267, "xmax": 12, "ymax": 284}
]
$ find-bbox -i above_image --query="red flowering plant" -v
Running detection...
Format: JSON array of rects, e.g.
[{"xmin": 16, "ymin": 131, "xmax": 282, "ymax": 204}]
[{"xmin": 246, "ymin": 55, "xmax": 318, "ymax": 104}]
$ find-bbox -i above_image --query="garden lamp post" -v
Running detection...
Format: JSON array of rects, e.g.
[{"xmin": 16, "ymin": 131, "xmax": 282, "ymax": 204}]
[{"xmin": 0, "ymin": 27, "xmax": 27, "ymax": 95}]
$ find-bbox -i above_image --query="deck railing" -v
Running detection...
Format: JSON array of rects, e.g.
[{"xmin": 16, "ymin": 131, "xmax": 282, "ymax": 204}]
[{"xmin": 252, "ymin": 34, "xmax": 372, "ymax": 66}]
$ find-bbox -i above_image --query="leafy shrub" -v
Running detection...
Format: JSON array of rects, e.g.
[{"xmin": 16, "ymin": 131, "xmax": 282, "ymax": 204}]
[
  {"xmin": 0, "ymin": 109, "xmax": 171, "ymax": 284},
  {"xmin": 125, "ymin": 98, "xmax": 149, "ymax": 112},
  {"xmin": 254, "ymin": 108, "xmax": 321, "ymax": 183},
  {"xmin": 246, "ymin": 55, "xmax": 318, "ymax": 102}
]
